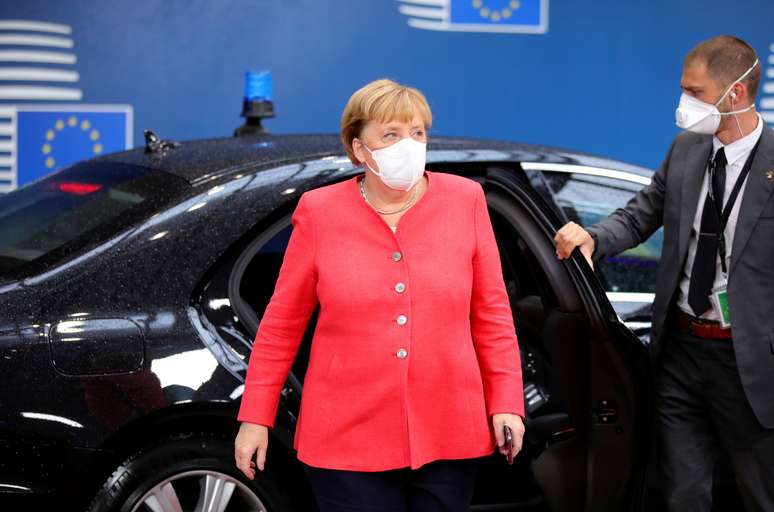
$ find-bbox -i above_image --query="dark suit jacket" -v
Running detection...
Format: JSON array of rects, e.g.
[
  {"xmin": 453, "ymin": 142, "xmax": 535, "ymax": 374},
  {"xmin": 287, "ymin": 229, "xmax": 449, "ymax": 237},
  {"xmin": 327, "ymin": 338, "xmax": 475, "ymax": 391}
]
[{"xmin": 588, "ymin": 125, "xmax": 774, "ymax": 428}]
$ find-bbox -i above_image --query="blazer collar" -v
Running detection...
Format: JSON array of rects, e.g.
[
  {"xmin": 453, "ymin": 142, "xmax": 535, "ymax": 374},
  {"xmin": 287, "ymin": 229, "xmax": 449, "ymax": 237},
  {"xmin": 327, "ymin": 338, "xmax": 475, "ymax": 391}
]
[{"xmin": 729, "ymin": 125, "xmax": 774, "ymax": 273}]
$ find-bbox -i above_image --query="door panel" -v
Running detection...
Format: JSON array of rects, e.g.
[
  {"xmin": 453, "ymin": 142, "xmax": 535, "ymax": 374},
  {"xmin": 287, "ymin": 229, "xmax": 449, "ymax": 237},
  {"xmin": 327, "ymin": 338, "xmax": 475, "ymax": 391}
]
[{"xmin": 481, "ymin": 166, "xmax": 651, "ymax": 511}]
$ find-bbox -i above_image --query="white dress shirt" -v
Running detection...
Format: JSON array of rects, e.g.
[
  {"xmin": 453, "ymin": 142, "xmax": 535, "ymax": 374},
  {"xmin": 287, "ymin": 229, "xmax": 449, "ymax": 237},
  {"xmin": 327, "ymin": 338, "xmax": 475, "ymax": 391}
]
[{"xmin": 677, "ymin": 114, "xmax": 764, "ymax": 319}]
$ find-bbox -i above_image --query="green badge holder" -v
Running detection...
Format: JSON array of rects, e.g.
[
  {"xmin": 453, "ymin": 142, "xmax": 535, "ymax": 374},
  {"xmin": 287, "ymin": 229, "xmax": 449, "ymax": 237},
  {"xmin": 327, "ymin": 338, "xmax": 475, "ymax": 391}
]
[{"xmin": 710, "ymin": 282, "xmax": 731, "ymax": 328}]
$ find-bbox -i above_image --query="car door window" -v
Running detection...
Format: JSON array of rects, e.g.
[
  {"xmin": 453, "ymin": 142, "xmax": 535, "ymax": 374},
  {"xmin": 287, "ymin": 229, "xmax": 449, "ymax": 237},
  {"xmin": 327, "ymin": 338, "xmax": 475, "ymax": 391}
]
[
  {"xmin": 540, "ymin": 170, "xmax": 663, "ymax": 309},
  {"xmin": 233, "ymin": 215, "xmax": 319, "ymax": 384}
]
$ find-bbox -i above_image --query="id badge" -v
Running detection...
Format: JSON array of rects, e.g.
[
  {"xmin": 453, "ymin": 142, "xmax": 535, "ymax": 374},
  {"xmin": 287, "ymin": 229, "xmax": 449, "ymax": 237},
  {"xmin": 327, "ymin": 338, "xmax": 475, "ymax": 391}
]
[{"xmin": 710, "ymin": 281, "xmax": 731, "ymax": 328}]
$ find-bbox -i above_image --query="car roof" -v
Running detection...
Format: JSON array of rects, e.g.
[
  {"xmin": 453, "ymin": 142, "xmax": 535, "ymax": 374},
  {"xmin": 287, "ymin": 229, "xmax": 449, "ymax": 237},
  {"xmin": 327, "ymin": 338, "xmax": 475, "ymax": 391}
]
[{"xmin": 93, "ymin": 133, "xmax": 653, "ymax": 184}]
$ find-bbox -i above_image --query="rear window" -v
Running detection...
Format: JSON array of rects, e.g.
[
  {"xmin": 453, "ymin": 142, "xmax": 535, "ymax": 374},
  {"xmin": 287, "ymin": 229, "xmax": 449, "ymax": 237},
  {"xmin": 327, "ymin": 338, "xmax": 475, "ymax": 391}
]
[{"xmin": 0, "ymin": 161, "xmax": 187, "ymax": 281}]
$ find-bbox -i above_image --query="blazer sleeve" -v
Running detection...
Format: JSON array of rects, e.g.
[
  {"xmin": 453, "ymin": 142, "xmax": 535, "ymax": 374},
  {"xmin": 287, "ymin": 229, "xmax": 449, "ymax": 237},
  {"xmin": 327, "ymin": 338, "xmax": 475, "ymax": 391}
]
[
  {"xmin": 470, "ymin": 184, "xmax": 525, "ymax": 418},
  {"xmin": 237, "ymin": 193, "xmax": 318, "ymax": 427},
  {"xmin": 586, "ymin": 136, "xmax": 677, "ymax": 261}
]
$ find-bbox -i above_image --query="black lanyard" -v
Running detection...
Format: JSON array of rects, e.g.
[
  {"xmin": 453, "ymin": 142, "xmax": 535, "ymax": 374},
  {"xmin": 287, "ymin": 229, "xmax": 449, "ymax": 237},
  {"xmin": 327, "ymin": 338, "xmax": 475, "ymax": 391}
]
[{"xmin": 705, "ymin": 136, "xmax": 762, "ymax": 275}]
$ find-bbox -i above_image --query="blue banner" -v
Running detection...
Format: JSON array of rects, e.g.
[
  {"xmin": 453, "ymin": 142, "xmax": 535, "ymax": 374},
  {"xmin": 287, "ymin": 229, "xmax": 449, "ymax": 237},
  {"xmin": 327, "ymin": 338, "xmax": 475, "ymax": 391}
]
[
  {"xmin": 450, "ymin": 0, "xmax": 542, "ymax": 27},
  {"xmin": 16, "ymin": 108, "xmax": 131, "ymax": 184}
]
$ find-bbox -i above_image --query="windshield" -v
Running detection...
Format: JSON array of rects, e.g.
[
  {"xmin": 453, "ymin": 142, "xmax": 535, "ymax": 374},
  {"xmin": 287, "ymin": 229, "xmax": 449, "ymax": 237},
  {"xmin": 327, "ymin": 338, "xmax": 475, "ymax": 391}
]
[{"xmin": 0, "ymin": 161, "xmax": 187, "ymax": 281}]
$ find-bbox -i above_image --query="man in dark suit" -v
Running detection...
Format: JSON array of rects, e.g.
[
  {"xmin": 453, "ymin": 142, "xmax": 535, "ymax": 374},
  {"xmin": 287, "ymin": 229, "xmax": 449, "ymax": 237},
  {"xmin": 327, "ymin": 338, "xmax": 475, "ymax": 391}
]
[{"xmin": 555, "ymin": 35, "xmax": 774, "ymax": 511}]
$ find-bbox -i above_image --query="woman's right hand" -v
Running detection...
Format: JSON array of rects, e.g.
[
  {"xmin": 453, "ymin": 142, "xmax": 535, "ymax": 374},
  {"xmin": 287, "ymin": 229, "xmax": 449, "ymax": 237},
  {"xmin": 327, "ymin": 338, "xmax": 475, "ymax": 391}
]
[{"xmin": 235, "ymin": 421, "xmax": 269, "ymax": 479}]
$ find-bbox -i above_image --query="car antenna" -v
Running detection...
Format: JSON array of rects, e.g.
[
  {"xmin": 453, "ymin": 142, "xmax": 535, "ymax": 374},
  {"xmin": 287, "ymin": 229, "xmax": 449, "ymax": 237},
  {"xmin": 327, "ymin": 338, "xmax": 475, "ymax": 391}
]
[
  {"xmin": 144, "ymin": 129, "xmax": 180, "ymax": 154},
  {"xmin": 234, "ymin": 70, "xmax": 274, "ymax": 137}
]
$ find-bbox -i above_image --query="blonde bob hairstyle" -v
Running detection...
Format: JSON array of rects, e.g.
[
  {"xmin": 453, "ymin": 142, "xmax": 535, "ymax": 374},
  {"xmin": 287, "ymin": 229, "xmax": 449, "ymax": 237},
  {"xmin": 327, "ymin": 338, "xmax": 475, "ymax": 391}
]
[{"xmin": 340, "ymin": 79, "xmax": 432, "ymax": 165}]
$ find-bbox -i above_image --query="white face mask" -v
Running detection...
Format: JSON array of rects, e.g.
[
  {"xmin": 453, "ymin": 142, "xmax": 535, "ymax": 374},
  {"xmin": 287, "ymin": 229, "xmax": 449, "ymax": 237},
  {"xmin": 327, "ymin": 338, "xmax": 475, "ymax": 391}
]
[
  {"xmin": 361, "ymin": 137, "xmax": 426, "ymax": 191},
  {"xmin": 675, "ymin": 58, "xmax": 759, "ymax": 134}
]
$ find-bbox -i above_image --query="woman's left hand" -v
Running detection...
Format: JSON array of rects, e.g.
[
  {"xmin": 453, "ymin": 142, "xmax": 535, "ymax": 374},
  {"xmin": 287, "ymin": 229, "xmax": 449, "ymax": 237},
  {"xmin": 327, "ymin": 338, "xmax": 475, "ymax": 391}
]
[{"xmin": 492, "ymin": 413, "xmax": 525, "ymax": 461}]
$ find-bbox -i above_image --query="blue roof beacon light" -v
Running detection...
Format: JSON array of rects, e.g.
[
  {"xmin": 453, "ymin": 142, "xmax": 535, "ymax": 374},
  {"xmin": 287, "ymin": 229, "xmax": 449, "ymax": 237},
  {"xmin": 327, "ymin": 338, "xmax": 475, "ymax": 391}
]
[{"xmin": 234, "ymin": 70, "xmax": 275, "ymax": 137}]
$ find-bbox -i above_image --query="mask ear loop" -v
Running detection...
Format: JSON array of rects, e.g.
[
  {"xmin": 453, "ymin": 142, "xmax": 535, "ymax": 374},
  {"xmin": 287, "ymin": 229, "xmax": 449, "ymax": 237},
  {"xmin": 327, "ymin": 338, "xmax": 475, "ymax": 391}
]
[
  {"xmin": 715, "ymin": 58, "xmax": 759, "ymax": 137},
  {"xmin": 714, "ymin": 58, "xmax": 759, "ymax": 106},
  {"xmin": 358, "ymin": 140, "xmax": 382, "ymax": 176},
  {"xmin": 730, "ymin": 91, "xmax": 746, "ymax": 139}
]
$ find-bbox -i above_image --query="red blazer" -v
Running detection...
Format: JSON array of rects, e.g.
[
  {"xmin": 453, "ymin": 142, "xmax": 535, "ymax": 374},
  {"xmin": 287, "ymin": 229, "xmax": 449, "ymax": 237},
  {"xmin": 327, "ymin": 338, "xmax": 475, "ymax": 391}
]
[{"xmin": 238, "ymin": 170, "xmax": 524, "ymax": 471}]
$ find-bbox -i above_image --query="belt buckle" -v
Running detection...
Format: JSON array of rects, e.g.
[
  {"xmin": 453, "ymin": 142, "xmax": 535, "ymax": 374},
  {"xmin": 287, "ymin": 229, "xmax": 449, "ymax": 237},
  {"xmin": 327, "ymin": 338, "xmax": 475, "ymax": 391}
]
[
  {"xmin": 679, "ymin": 313, "xmax": 708, "ymax": 335},
  {"xmin": 688, "ymin": 320, "xmax": 704, "ymax": 337},
  {"xmin": 688, "ymin": 316, "xmax": 728, "ymax": 339}
]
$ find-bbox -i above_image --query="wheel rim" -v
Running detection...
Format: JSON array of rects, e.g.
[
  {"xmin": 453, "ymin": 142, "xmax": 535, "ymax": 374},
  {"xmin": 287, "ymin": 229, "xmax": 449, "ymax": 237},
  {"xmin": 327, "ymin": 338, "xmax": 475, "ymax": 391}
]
[{"xmin": 130, "ymin": 469, "xmax": 268, "ymax": 512}]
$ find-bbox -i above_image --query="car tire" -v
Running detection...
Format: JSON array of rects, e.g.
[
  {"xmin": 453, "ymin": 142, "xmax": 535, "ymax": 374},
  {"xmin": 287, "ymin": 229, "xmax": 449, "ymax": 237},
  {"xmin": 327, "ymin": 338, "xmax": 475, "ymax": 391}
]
[{"xmin": 87, "ymin": 433, "xmax": 295, "ymax": 512}]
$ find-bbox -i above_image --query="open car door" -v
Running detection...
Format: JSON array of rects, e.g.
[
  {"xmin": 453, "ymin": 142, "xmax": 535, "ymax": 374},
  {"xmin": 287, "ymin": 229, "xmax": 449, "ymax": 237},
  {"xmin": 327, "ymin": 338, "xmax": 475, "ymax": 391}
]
[{"xmin": 433, "ymin": 164, "xmax": 654, "ymax": 512}]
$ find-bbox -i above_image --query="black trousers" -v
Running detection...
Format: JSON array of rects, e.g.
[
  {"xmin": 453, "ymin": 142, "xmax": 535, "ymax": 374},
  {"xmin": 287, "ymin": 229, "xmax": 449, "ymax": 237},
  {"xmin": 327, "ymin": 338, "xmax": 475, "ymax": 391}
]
[
  {"xmin": 301, "ymin": 456, "xmax": 482, "ymax": 512},
  {"xmin": 656, "ymin": 327, "xmax": 774, "ymax": 511}
]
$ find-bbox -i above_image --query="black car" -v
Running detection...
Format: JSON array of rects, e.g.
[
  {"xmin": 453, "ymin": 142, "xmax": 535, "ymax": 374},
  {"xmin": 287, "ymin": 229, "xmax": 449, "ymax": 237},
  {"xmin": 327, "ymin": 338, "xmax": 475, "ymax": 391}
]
[{"xmin": 0, "ymin": 132, "xmax": 662, "ymax": 511}]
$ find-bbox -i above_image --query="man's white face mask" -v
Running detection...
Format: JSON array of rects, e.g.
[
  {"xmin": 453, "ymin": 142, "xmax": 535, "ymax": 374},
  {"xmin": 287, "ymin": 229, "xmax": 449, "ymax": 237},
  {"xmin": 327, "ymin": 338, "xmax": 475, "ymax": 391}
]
[{"xmin": 675, "ymin": 58, "xmax": 759, "ymax": 135}]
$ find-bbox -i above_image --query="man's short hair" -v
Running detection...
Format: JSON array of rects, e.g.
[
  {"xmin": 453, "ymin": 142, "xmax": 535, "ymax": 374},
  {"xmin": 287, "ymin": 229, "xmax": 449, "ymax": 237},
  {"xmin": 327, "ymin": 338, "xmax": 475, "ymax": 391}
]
[{"xmin": 685, "ymin": 35, "xmax": 761, "ymax": 100}]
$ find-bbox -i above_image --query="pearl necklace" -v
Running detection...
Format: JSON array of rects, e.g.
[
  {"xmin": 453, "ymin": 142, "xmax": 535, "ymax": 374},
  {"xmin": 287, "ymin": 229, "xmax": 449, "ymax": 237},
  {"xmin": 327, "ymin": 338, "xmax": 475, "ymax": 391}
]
[{"xmin": 359, "ymin": 178, "xmax": 418, "ymax": 215}]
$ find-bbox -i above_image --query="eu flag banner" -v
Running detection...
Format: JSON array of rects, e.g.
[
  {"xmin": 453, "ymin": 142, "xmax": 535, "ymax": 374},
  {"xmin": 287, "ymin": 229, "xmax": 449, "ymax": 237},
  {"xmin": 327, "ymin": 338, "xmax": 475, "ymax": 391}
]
[
  {"xmin": 398, "ymin": 0, "xmax": 548, "ymax": 34},
  {"xmin": 451, "ymin": 0, "xmax": 542, "ymax": 26},
  {"xmin": 13, "ymin": 105, "xmax": 132, "ymax": 189}
]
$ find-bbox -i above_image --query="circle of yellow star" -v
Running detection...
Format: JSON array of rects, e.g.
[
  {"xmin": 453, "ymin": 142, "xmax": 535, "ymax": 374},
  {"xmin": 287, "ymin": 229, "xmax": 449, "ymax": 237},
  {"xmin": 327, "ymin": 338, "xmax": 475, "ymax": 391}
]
[
  {"xmin": 474, "ymin": 0, "xmax": 520, "ymax": 22},
  {"xmin": 41, "ymin": 117, "xmax": 105, "ymax": 172}
]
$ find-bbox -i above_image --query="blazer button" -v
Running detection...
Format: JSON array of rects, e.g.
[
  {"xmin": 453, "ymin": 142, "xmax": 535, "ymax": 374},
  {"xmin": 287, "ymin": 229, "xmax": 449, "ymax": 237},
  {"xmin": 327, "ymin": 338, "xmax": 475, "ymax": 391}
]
[
  {"xmin": 397, "ymin": 315, "xmax": 407, "ymax": 325},
  {"xmin": 392, "ymin": 252, "xmax": 402, "ymax": 262},
  {"xmin": 396, "ymin": 348, "xmax": 408, "ymax": 359},
  {"xmin": 395, "ymin": 282, "xmax": 406, "ymax": 293}
]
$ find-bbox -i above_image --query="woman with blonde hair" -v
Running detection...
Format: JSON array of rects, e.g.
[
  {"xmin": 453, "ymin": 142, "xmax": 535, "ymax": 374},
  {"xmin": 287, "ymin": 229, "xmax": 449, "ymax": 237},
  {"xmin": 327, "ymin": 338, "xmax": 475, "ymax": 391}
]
[{"xmin": 235, "ymin": 78, "xmax": 525, "ymax": 511}]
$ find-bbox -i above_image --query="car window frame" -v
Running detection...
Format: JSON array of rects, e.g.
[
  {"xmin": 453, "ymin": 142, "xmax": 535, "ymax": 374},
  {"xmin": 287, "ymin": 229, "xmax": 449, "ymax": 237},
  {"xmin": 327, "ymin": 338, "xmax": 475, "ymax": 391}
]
[{"xmin": 521, "ymin": 162, "xmax": 659, "ymax": 331}]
